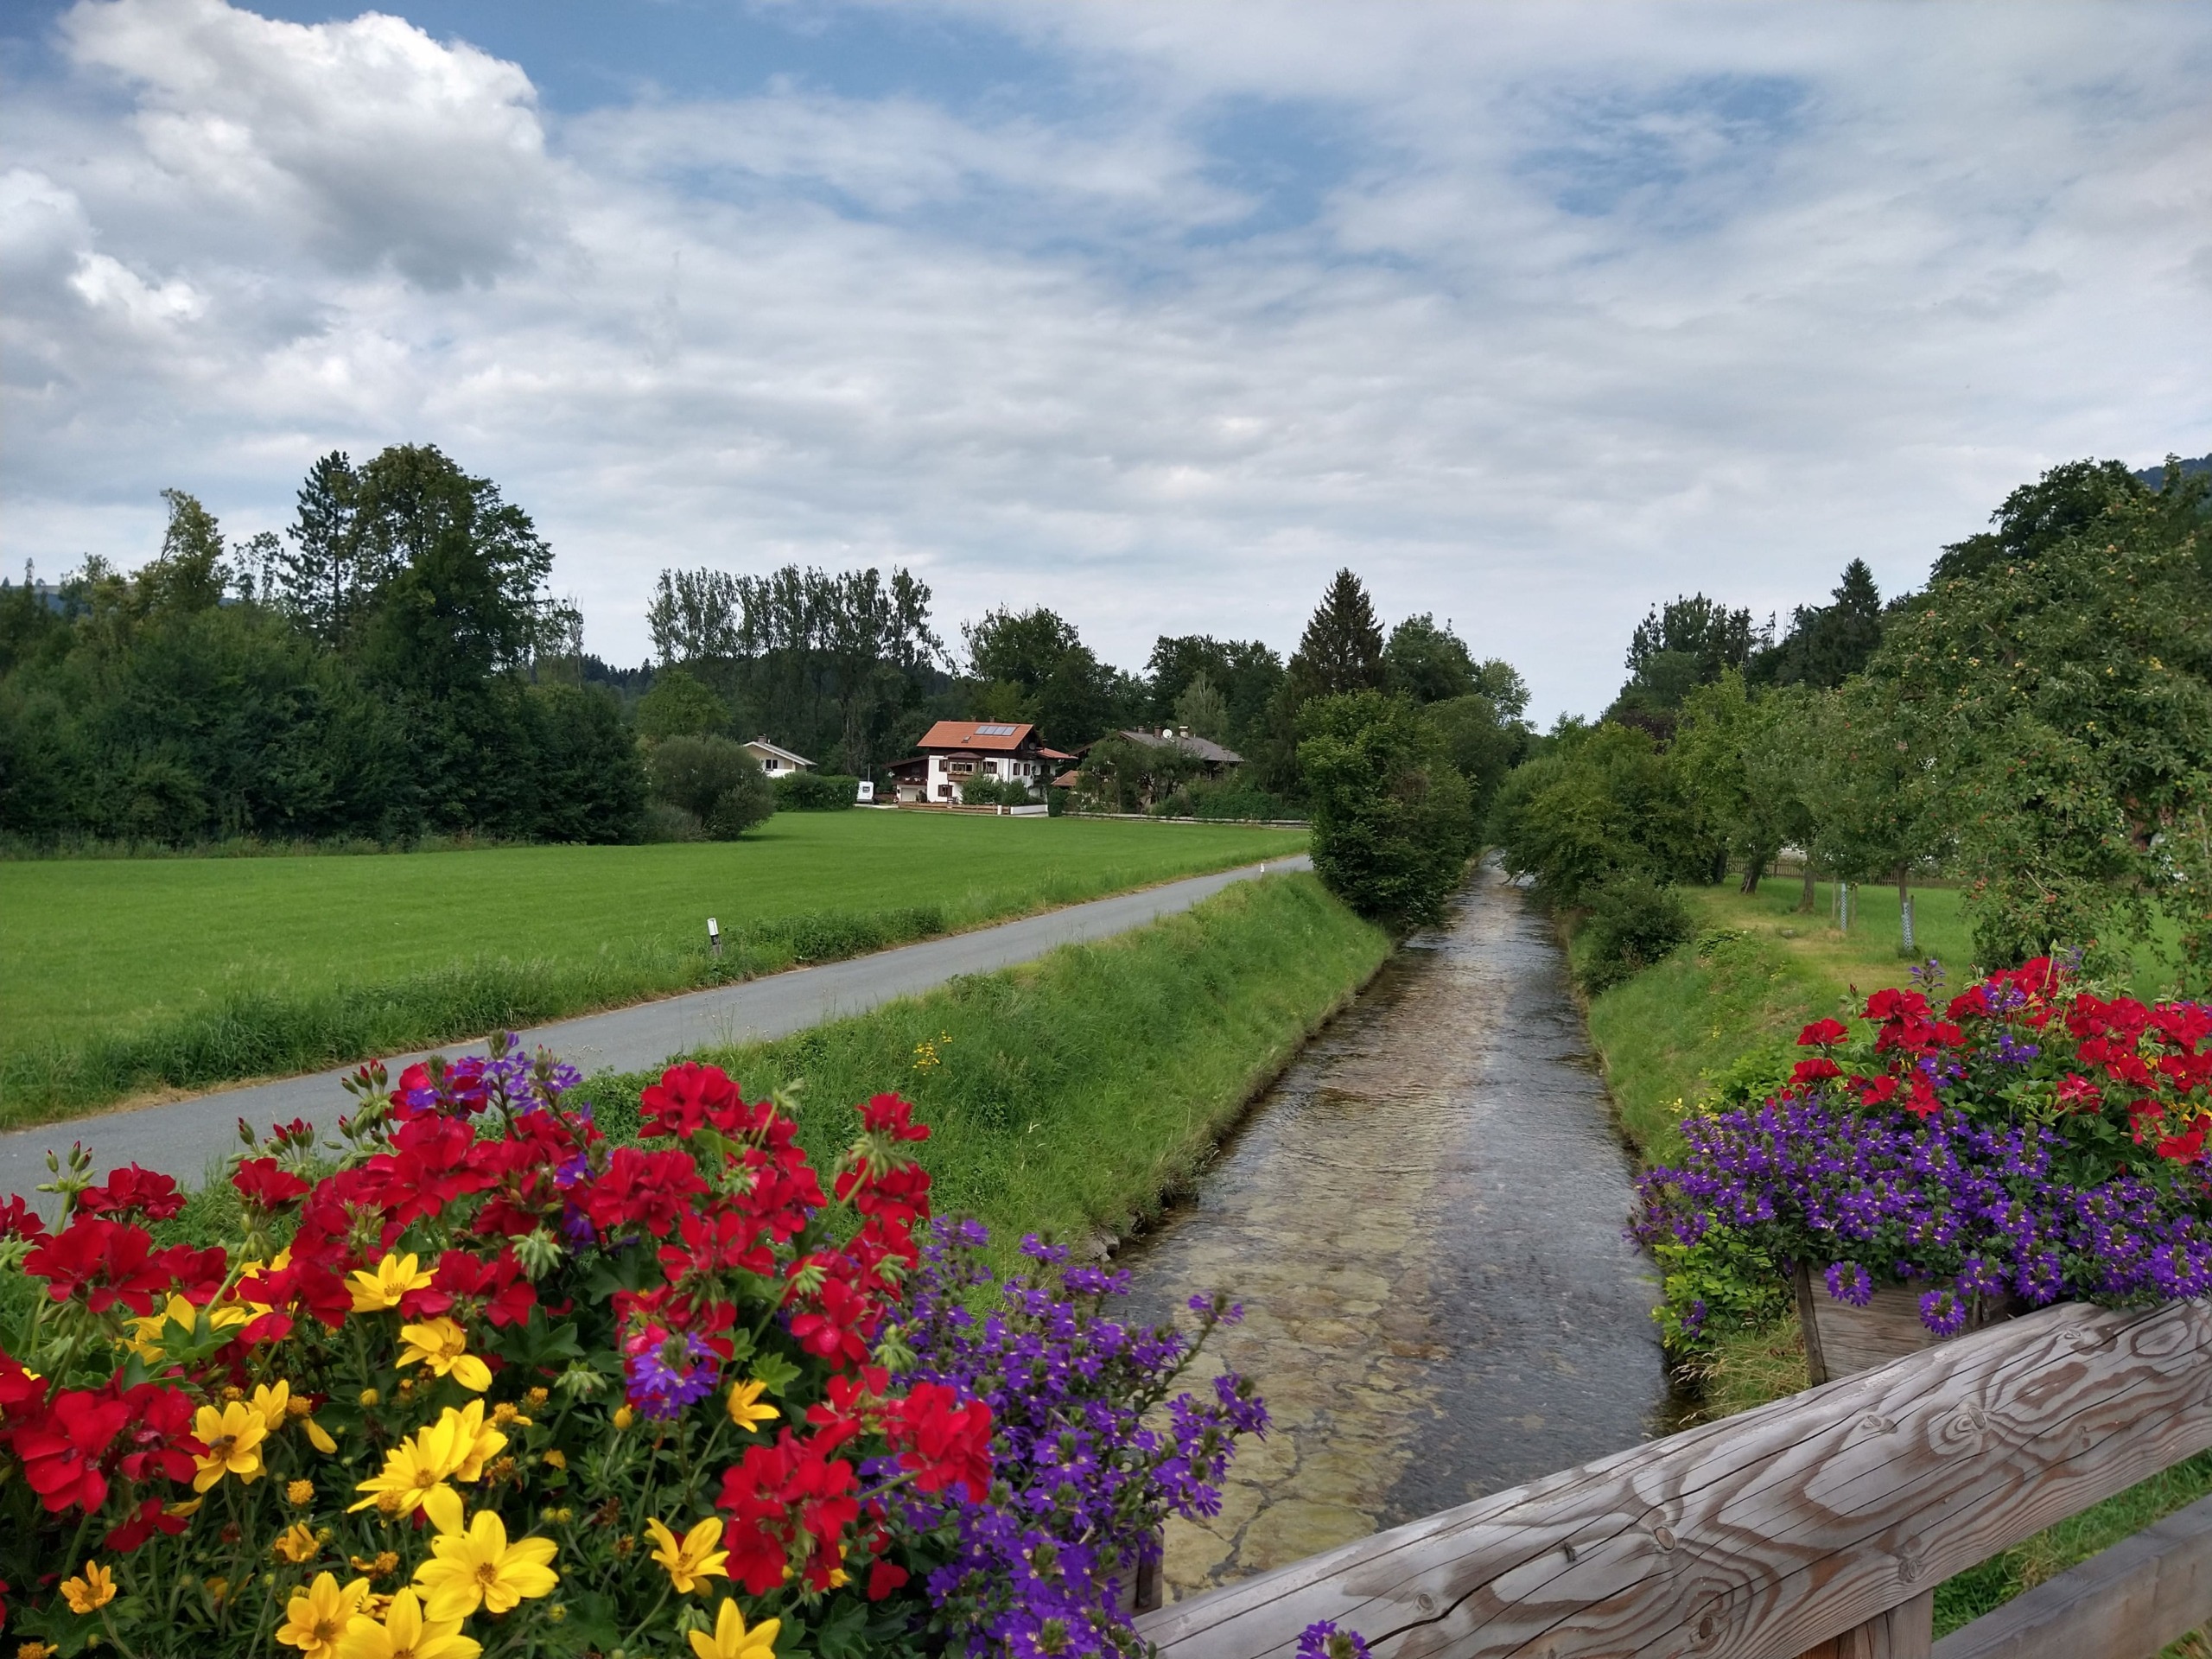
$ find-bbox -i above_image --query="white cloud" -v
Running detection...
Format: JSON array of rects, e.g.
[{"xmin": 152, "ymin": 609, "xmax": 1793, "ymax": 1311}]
[
  {"xmin": 60, "ymin": 0, "xmax": 554, "ymax": 286},
  {"xmin": 2, "ymin": 0, "xmax": 2209, "ymax": 718}
]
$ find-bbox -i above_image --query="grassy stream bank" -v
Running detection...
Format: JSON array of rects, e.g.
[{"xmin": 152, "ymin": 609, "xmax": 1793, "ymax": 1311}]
[
  {"xmin": 1579, "ymin": 877, "xmax": 2212, "ymax": 1646},
  {"xmin": 575, "ymin": 871, "xmax": 1391, "ymax": 1271}
]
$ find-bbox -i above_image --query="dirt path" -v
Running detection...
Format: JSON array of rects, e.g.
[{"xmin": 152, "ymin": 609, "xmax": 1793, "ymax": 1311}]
[{"xmin": 1116, "ymin": 863, "xmax": 1667, "ymax": 1598}]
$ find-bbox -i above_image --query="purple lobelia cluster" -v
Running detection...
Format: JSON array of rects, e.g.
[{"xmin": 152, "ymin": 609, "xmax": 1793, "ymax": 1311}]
[
  {"xmin": 886, "ymin": 1222, "xmax": 1268, "ymax": 1658},
  {"xmin": 1634, "ymin": 1090, "xmax": 2212, "ymax": 1334}
]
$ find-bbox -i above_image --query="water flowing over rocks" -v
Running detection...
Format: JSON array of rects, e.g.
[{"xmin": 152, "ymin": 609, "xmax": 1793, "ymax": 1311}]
[{"xmin": 1116, "ymin": 864, "xmax": 1668, "ymax": 1598}]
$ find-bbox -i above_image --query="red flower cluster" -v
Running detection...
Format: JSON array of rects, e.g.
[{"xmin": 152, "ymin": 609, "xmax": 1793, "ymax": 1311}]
[
  {"xmin": 4, "ymin": 1046, "xmax": 993, "ymax": 1611},
  {"xmin": 0, "ymin": 1357, "xmax": 200, "ymax": 1547},
  {"xmin": 1791, "ymin": 958, "xmax": 2212, "ymax": 1161},
  {"xmin": 22, "ymin": 1216, "xmax": 220, "ymax": 1317}
]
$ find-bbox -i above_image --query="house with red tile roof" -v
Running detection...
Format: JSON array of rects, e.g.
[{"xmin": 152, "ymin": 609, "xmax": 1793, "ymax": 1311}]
[{"xmin": 889, "ymin": 720, "xmax": 1071, "ymax": 804}]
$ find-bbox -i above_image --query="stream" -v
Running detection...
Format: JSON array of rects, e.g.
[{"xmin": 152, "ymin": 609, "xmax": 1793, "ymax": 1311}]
[{"xmin": 1116, "ymin": 862, "xmax": 1670, "ymax": 1599}]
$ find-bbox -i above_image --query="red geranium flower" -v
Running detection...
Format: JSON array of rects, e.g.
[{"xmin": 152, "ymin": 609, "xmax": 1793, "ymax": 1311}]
[
  {"xmin": 885, "ymin": 1380, "xmax": 993, "ymax": 1501},
  {"xmin": 11, "ymin": 1388, "xmax": 131, "ymax": 1513},
  {"xmin": 859, "ymin": 1093, "xmax": 930, "ymax": 1142},
  {"xmin": 22, "ymin": 1217, "xmax": 170, "ymax": 1315},
  {"xmin": 639, "ymin": 1062, "xmax": 743, "ymax": 1139},
  {"xmin": 79, "ymin": 1164, "xmax": 186, "ymax": 1221},
  {"xmin": 233, "ymin": 1157, "xmax": 312, "ymax": 1209},
  {"xmin": 1797, "ymin": 1020, "xmax": 1848, "ymax": 1048}
]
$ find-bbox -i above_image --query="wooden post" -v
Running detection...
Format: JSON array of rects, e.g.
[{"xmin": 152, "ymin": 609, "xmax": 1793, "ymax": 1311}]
[
  {"xmin": 1794, "ymin": 1258, "xmax": 1831, "ymax": 1387},
  {"xmin": 1796, "ymin": 1592, "xmax": 1933, "ymax": 1659}
]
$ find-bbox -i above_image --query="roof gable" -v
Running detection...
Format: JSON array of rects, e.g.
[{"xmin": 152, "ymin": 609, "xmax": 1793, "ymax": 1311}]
[{"xmin": 741, "ymin": 736, "xmax": 816, "ymax": 767}]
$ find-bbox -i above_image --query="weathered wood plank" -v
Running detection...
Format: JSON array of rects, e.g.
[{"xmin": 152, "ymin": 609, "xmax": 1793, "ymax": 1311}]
[
  {"xmin": 1796, "ymin": 1590, "xmax": 1932, "ymax": 1659},
  {"xmin": 1135, "ymin": 1299, "xmax": 2212, "ymax": 1659},
  {"xmin": 1930, "ymin": 1492, "xmax": 2212, "ymax": 1659}
]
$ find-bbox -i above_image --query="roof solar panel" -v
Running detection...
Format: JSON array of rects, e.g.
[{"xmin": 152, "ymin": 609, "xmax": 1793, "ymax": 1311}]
[{"xmin": 976, "ymin": 723, "xmax": 1017, "ymax": 736}]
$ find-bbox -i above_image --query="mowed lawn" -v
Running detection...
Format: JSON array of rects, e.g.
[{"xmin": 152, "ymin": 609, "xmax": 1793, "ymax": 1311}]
[{"xmin": 0, "ymin": 812, "xmax": 1306, "ymax": 1122}]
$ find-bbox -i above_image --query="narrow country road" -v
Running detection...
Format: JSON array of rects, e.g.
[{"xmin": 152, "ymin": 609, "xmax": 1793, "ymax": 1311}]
[
  {"xmin": 2, "ymin": 855, "xmax": 1308, "ymax": 1209},
  {"xmin": 1115, "ymin": 861, "xmax": 1666, "ymax": 1599}
]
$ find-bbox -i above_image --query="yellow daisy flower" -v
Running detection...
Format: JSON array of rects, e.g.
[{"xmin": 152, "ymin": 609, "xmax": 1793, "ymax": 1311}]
[
  {"xmin": 412, "ymin": 1510, "xmax": 558, "ymax": 1620},
  {"xmin": 348, "ymin": 1251, "xmax": 435, "ymax": 1313},
  {"xmin": 348, "ymin": 1403, "xmax": 505, "ymax": 1515},
  {"xmin": 192, "ymin": 1399, "xmax": 269, "ymax": 1492},
  {"xmin": 60, "ymin": 1560, "xmax": 117, "ymax": 1615},
  {"xmin": 276, "ymin": 1572, "xmax": 372, "ymax": 1659},
  {"xmin": 726, "ymin": 1377, "xmax": 780, "ymax": 1434},
  {"xmin": 274, "ymin": 1522, "xmax": 321, "ymax": 1564},
  {"xmin": 334, "ymin": 1587, "xmax": 480, "ymax": 1659},
  {"xmin": 689, "ymin": 1598, "xmax": 780, "ymax": 1659},
  {"xmin": 396, "ymin": 1318, "xmax": 492, "ymax": 1393},
  {"xmin": 645, "ymin": 1516, "xmax": 730, "ymax": 1594}
]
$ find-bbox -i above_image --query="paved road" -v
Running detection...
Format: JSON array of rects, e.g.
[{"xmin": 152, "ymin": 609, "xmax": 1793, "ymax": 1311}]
[{"xmin": 3, "ymin": 855, "xmax": 1310, "ymax": 1207}]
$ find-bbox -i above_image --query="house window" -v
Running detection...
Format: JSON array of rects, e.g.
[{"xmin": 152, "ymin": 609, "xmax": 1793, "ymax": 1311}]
[
  {"xmin": 982, "ymin": 760, "xmax": 998, "ymax": 776},
  {"xmin": 950, "ymin": 760, "xmax": 975, "ymax": 776},
  {"xmin": 765, "ymin": 759, "xmax": 778, "ymax": 771},
  {"xmin": 937, "ymin": 784, "xmax": 951, "ymax": 798}
]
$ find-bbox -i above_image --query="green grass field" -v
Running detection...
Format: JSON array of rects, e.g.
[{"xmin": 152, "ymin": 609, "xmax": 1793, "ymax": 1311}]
[{"xmin": 0, "ymin": 812, "xmax": 1306, "ymax": 1126}]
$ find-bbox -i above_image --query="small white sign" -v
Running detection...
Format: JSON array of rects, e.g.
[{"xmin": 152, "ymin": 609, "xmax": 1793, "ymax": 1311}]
[{"xmin": 856, "ymin": 779, "xmax": 875, "ymax": 802}]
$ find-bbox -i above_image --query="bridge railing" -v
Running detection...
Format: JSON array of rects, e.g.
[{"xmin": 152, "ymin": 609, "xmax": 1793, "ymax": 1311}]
[{"xmin": 1135, "ymin": 1297, "xmax": 2212, "ymax": 1659}]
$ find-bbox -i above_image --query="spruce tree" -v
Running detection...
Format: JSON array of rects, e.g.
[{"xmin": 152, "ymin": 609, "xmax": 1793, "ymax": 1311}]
[
  {"xmin": 1289, "ymin": 568, "xmax": 1385, "ymax": 699},
  {"xmin": 279, "ymin": 451, "xmax": 361, "ymax": 643}
]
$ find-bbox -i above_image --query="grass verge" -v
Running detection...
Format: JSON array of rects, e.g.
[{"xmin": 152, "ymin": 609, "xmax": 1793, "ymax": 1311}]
[
  {"xmin": 1580, "ymin": 871, "xmax": 2211, "ymax": 1646},
  {"xmin": 573, "ymin": 872, "xmax": 1389, "ymax": 1271},
  {"xmin": 0, "ymin": 813, "xmax": 1306, "ymax": 1129}
]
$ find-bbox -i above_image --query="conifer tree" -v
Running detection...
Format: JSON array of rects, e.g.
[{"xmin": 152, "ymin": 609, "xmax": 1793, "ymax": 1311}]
[
  {"xmin": 278, "ymin": 450, "xmax": 362, "ymax": 643},
  {"xmin": 1288, "ymin": 568, "xmax": 1385, "ymax": 699}
]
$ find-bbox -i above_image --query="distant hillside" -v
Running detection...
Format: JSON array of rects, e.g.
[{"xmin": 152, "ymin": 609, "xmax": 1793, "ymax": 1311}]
[{"xmin": 2134, "ymin": 453, "xmax": 2211, "ymax": 487}]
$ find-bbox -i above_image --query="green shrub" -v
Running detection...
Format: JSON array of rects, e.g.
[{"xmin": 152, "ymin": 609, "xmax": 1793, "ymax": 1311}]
[
  {"xmin": 1573, "ymin": 875, "xmax": 1694, "ymax": 992},
  {"xmin": 1300, "ymin": 691, "xmax": 1473, "ymax": 926},
  {"xmin": 958, "ymin": 775, "xmax": 1037, "ymax": 807},
  {"xmin": 774, "ymin": 771, "xmax": 860, "ymax": 810},
  {"xmin": 638, "ymin": 800, "xmax": 705, "ymax": 842},
  {"xmin": 648, "ymin": 734, "xmax": 775, "ymax": 839},
  {"xmin": 1153, "ymin": 778, "xmax": 1297, "ymax": 821}
]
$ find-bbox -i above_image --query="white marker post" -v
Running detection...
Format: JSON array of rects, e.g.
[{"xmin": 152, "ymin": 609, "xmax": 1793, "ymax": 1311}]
[{"xmin": 707, "ymin": 917, "xmax": 721, "ymax": 959}]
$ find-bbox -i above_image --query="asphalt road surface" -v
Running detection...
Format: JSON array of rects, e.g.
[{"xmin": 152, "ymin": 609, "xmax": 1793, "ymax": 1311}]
[{"xmin": 3, "ymin": 855, "xmax": 1309, "ymax": 1209}]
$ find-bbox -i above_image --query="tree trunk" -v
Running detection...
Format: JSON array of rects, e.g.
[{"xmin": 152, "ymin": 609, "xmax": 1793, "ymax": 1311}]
[
  {"xmin": 1740, "ymin": 850, "xmax": 1769, "ymax": 895},
  {"xmin": 1798, "ymin": 859, "xmax": 1818, "ymax": 913}
]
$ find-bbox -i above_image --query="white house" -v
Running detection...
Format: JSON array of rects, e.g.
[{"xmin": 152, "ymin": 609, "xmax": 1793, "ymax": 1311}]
[
  {"xmin": 741, "ymin": 737, "xmax": 815, "ymax": 776},
  {"xmin": 887, "ymin": 721, "xmax": 1071, "ymax": 804}
]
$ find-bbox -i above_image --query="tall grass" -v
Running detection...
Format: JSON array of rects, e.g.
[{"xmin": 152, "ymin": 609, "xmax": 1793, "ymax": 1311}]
[{"xmin": 575, "ymin": 873, "xmax": 1390, "ymax": 1268}]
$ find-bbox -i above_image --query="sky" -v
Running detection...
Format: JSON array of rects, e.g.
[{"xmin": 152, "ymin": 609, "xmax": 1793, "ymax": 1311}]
[{"xmin": 3, "ymin": 0, "xmax": 2208, "ymax": 720}]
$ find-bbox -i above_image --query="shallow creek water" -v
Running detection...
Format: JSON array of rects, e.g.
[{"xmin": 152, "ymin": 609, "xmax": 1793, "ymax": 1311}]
[{"xmin": 1116, "ymin": 863, "xmax": 1669, "ymax": 1600}]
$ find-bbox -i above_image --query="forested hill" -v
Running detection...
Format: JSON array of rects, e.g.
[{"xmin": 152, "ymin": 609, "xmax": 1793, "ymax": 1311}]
[{"xmin": 2135, "ymin": 453, "xmax": 2210, "ymax": 487}]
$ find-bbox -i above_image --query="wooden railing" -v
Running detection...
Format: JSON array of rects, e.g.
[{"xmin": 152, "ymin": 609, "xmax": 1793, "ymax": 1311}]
[{"xmin": 1135, "ymin": 1298, "xmax": 2212, "ymax": 1659}]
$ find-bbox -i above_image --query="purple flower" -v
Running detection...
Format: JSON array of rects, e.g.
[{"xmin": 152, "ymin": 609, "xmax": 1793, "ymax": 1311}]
[
  {"xmin": 1825, "ymin": 1262, "xmax": 1873, "ymax": 1306},
  {"xmin": 1298, "ymin": 1621, "xmax": 1374, "ymax": 1659},
  {"xmin": 1919, "ymin": 1287, "xmax": 1967, "ymax": 1337},
  {"xmin": 893, "ymin": 1219, "xmax": 1269, "ymax": 1656},
  {"xmin": 623, "ymin": 1330, "xmax": 718, "ymax": 1418}
]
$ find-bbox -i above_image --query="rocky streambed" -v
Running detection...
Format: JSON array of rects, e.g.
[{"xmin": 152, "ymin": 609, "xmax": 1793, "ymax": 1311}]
[{"xmin": 1116, "ymin": 862, "xmax": 1669, "ymax": 1599}]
